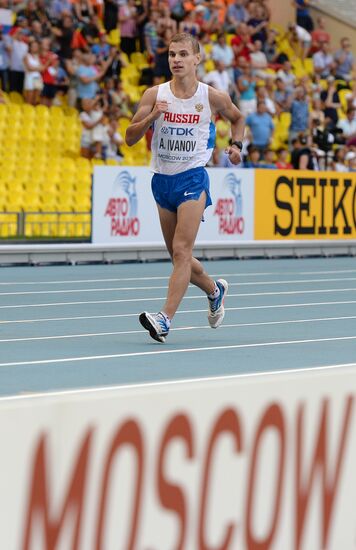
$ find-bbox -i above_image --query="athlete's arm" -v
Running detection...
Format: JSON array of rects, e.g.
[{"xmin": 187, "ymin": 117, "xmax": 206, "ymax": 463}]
[
  {"xmin": 209, "ymin": 87, "xmax": 245, "ymax": 165},
  {"xmin": 125, "ymin": 86, "xmax": 169, "ymax": 146}
]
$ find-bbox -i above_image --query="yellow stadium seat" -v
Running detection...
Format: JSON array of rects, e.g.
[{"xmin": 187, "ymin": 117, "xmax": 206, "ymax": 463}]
[
  {"xmin": 338, "ymin": 88, "xmax": 351, "ymax": 113},
  {"xmin": 35, "ymin": 104, "xmax": 50, "ymax": 118},
  {"xmin": 108, "ymin": 28, "xmax": 120, "ymax": 47},
  {"xmin": 22, "ymin": 104, "xmax": 35, "ymax": 117},
  {"xmin": 9, "ymin": 91, "xmax": 24, "ymax": 104}
]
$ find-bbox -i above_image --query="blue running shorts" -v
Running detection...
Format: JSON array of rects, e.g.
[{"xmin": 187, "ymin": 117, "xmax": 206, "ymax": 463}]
[{"xmin": 151, "ymin": 166, "xmax": 212, "ymax": 213}]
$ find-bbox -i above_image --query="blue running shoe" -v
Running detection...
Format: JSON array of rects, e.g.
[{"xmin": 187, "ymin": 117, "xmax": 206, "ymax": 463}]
[
  {"xmin": 139, "ymin": 311, "xmax": 170, "ymax": 343},
  {"xmin": 207, "ymin": 279, "xmax": 228, "ymax": 329}
]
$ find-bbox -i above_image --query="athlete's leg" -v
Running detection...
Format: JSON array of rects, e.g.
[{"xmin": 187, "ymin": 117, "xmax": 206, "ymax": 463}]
[
  {"xmin": 159, "ymin": 192, "xmax": 214, "ymax": 320},
  {"xmin": 157, "ymin": 204, "xmax": 215, "ymax": 298}
]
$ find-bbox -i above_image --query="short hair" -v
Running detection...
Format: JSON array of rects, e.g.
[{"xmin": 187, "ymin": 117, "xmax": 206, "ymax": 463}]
[{"xmin": 169, "ymin": 33, "xmax": 200, "ymax": 54}]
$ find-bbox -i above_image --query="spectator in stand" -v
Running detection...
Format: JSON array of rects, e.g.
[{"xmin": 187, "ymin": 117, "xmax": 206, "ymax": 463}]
[
  {"xmin": 226, "ymin": 0, "xmax": 248, "ymax": 32},
  {"xmin": 337, "ymin": 107, "xmax": 356, "ymax": 142},
  {"xmin": 91, "ymin": 30, "xmax": 110, "ymax": 62},
  {"xmin": 104, "ymin": 117, "xmax": 124, "ymax": 161},
  {"xmin": 6, "ymin": 27, "xmax": 28, "ymax": 93},
  {"xmin": 256, "ymin": 84, "xmax": 276, "ymax": 115},
  {"xmin": 344, "ymin": 150, "xmax": 356, "ymax": 171},
  {"xmin": 157, "ymin": 3, "xmax": 177, "ymax": 36},
  {"xmin": 104, "ymin": 45, "xmax": 127, "ymax": 80},
  {"xmin": 211, "ymin": 33, "xmax": 234, "ymax": 79},
  {"xmin": 51, "ymin": 14, "xmax": 75, "ymax": 60},
  {"xmin": 334, "ymin": 38, "xmax": 355, "ymax": 82},
  {"xmin": 23, "ymin": 39, "xmax": 44, "ymax": 104},
  {"xmin": 276, "ymin": 59, "xmax": 296, "ymax": 94},
  {"xmin": 245, "ymin": 101, "xmax": 274, "ymax": 154},
  {"xmin": 309, "ymin": 97, "xmax": 325, "ymax": 128},
  {"xmin": 39, "ymin": 37, "xmax": 57, "ymax": 104},
  {"xmin": 320, "ymin": 75, "xmax": 341, "ymax": 129},
  {"xmin": 276, "ymin": 148, "xmax": 293, "ymax": 169},
  {"xmin": 346, "ymin": 80, "xmax": 356, "ymax": 110},
  {"xmin": 250, "ymin": 39, "xmax": 269, "ymax": 77},
  {"xmin": 144, "ymin": 9, "xmax": 159, "ymax": 63},
  {"xmin": 313, "ymin": 42, "xmax": 334, "ymax": 79},
  {"xmin": 110, "ymin": 79, "xmax": 131, "ymax": 117},
  {"xmin": 50, "ymin": 0, "xmax": 73, "ymax": 19},
  {"xmin": 260, "ymin": 148, "xmax": 276, "ymax": 168},
  {"xmin": 64, "ymin": 47, "xmax": 82, "ymax": 107},
  {"xmin": 237, "ymin": 62, "xmax": 257, "ymax": 116},
  {"xmin": 153, "ymin": 27, "xmax": 172, "ymax": 85},
  {"xmin": 310, "ymin": 16, "xmax": 331, "ymax": 54},
  {"xmin": 263, "ymin": 28, "xmax": 288, "ymax": 69},
  {"xmin": 103, "ymin": 0, "xmax": 118, "ymax": 33},
  {"xmin": 243, "ymin": 144, "xmax": 261, "ymax": 168},
  {"xmin": 289, "ymin": 86, "xmax": 309, "ymax": 141},
  {"xmin": 72, "ymin": 0, "xmax": 95, "ymax": 25},
  {"xmin": 31, "ymin": 20, "xmax": 47, "ymax": 42},
  {"xmin": 79, "ymin": 96, "xmax": 105, "ymax": 158},
  {"xmin": 274, "ymin": 77, "xmax": 292, "ymax": 111},
  {"xmin": 76, "ymin": 51, "xmax": 114, "ymax": 101},
  {"xmin": 211, "ymin": 32, "xmax": 234, "ymax": 68},
  {"xmin": 204, "ymin": 60, "xmax": 232, "ymax": 94},
  {"xmin": 293, "ymin": 0, "xmax": 314, "ymax": 33},
  {"xmin": 0, "ymin": 29, "xmax": 9, "ymax": 92},
  {"xmin": 247, "ymin": 3, "xmax": 268, "ymax": 45},
  {"xmin": 118, "ymin": 0, "xmax": 138, "ymax": 57},
  {"xmin": 291, "ymin": 134, "xmax": 315, "ymax": 169},
  {"xmin": 332, "ymin": 147, "xmax": 348, "ymax": 172},
  {"xmin": 178, "ymin": 11, "xmax": 200, "ymax": 37},
  {"xmin": 285, "ymin": 22, "xmax": 311, "ymax": 60},
  {"xmin": 231, "ymin": 22, "xmax": 254, "ymax": 63}
]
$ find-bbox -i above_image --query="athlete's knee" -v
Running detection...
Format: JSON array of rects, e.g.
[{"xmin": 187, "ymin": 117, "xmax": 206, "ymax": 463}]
[{"xmin": 172, "ymin": 242, "xmax": 193, "ymax": 265}]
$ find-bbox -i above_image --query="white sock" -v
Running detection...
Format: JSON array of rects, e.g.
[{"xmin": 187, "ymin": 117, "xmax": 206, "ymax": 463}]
[
  {"xmin": 159, "ymin": 311, "xmax": 171, "ymax": 328},
  {"xmin": 208, "ymin": 282, "xmax": 220, "ymax": 300}
]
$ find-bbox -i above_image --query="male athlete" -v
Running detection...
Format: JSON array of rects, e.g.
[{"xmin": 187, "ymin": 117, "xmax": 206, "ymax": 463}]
[{"xmin": 125, "ymin": 33, "xmax": 245, "ymax": 342}]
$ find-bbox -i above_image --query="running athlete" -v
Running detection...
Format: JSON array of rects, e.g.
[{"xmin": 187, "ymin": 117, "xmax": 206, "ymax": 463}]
[{"xmin": 125, "ymin": 32, "xmax": 245, "ymax": 343}]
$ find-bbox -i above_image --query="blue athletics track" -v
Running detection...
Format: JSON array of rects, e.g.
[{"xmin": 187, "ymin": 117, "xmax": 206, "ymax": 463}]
[{"xmin": 0, "ymin": 256, "xmax": 355, "ymax": 397}]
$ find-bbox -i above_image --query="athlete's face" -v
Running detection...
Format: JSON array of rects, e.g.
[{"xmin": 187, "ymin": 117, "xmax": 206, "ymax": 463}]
[{"xmin": 168, "ymin": 41, "xmax": 200, "ymax": 77}]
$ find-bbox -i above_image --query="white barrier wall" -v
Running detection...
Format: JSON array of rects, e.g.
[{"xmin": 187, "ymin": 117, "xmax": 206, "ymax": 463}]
[
  {"xmin": 92, "ymin": 167, "xmax": 255, "ymax": 244},
  {"xmin": 3, "ymin": 365, "xmax": 356, "ymax": 549}
]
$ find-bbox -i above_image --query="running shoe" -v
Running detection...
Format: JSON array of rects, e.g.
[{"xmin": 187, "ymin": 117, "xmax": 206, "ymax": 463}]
[
  {"xmin": 139, "ymin": 311, "xmax": 170, "ymax": 343},
  {"xmin": 207, "ymin": 279, "xmax": 228, "ymax": 329}
]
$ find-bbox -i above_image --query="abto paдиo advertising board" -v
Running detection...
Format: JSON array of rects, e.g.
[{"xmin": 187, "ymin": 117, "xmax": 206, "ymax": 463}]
[{"xmin": 92, "ymin": 166, "xmax": 255, "ymax": 245}]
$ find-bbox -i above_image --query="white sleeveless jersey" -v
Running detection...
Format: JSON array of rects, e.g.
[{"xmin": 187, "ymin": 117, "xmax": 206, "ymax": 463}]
[{"xmin": 150, "ymin": 81, "xmax": 215, "ymax": 175}]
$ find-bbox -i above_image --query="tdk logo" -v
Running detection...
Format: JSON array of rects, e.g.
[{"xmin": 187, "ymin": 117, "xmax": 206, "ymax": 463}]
[{"xmin": 160, "ymin": 126, "xmax": 195, "ymax": 136}]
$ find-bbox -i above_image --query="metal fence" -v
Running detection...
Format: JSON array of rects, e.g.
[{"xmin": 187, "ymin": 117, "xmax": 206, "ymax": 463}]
[{"xmin": 0, "ymin": 212, "xmax": 91, "ymax": 240}]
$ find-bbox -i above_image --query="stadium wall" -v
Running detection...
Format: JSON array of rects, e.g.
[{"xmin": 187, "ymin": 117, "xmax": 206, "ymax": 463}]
[{"xmin": 268, "ymin": 0, "xmax": 294, "ymax": 29}]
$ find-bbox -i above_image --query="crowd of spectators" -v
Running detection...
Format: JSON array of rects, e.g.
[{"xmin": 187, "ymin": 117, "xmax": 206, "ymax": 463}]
[{"xmin": 0, "ymin": 0, "xmax": 355, "ymax": 170}]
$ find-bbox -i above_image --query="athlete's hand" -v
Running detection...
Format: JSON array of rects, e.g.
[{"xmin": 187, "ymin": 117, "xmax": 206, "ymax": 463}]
[
  {"xmin": 226, "ymin": 145, "xmax": 242, "ymax": 165},
  {"xmin": 151, "ymin": 100, "xmax": 170, "ymax": 120}
]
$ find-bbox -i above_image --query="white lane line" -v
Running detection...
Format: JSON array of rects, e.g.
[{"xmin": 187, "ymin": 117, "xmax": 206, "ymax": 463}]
[
  {"xmin": 1, "ymin": 300, "xmax": 356, "ymax": 322},
  {"xmin": 0, "ymin": 316, "xmax": 355, "ymax": 343},
  {"xmin": 1, "ymin": 277, "xmax": 355, "ymax": 296},
  {"xmin": 2, "ymin": 361, "xmax": 356, "ymax": 401},
  {"xmin": 0, "ymin": 269, "xmax": 355, "ymax": 286},
  {"xmin": 0, "ymin": 335, "xmax": 355, "ymax": 367},
  {"xmin": 0, "ymin": 288, "xmax": 355, "ymax": 309}
]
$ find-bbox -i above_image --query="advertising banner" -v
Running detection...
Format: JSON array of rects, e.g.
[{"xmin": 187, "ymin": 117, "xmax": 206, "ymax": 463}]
[
  {"xmin": 254, "ymin": 169, "xmax": 356, "ymax": 240},
  {"xmin": 92, "ymin": 167, "xmax": 255, "ymax": 245},
  {"xmin": 3, "ymin": 365, "xmax": 356, "ymax": 549}
]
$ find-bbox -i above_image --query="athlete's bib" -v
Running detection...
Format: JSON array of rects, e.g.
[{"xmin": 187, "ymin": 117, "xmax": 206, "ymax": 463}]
[{"xmin": 150, "ymin": 81, "xmax": 215, "ymax": 175}]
